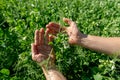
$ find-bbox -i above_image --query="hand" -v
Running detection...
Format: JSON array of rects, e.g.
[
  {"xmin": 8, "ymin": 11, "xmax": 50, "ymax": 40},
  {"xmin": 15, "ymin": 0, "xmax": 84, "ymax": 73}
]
[
  {"xmin": 46, "ymin": 18, "xmax": 86, "ymax": 45},
  {"xmin": 31, "ymin": 28, "xmax": 55, "ymax": 65}
]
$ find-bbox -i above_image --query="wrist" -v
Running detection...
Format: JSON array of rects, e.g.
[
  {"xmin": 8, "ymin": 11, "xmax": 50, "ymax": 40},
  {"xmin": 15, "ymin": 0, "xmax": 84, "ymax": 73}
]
[
  {"xmin": 40, "ymin": 62, "xmax": 57, "ymax": 79},
  {"xmin": 76, "ymin": 33, "xmax": 88, "ymax": 45},
  {"xmin": 41, "ymin": 65, "xmax": 56, "ymax": 80},
  {"xmin": 38, "ymin": 59, "xmax": 56, "ymax": 70}
]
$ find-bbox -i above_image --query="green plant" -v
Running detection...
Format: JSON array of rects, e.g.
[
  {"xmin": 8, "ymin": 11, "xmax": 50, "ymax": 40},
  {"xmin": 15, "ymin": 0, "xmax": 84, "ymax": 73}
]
[{"xmin": 0, "ymin": 0, "xmax": 120, "ymax": 80}]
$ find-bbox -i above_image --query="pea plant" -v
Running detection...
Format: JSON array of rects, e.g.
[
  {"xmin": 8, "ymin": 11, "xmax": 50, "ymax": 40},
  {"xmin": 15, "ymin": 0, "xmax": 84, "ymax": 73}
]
[{"xmin": 0, "ymin": 0, "xmax": 120, "ymax": 80}]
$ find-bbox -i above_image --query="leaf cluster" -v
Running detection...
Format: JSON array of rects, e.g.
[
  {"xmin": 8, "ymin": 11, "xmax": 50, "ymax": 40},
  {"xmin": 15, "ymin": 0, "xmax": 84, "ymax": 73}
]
[{"xmin": 0, "ymin": 0, "xmax": 120, "ymax": 80}]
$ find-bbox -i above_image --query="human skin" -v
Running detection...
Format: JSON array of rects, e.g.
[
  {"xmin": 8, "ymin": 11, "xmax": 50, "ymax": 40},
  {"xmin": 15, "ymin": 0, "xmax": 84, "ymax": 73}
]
[
  {"xmin": 46, "ymin": 18, "xmax": 120, "ymax": 56},
  {"xmin": 31, "ymin": 18, "xmax": 120, "ymax": 80},
  {"xmin": 31, "ymin": 28, "xmax": 66, "ymax": 80}
]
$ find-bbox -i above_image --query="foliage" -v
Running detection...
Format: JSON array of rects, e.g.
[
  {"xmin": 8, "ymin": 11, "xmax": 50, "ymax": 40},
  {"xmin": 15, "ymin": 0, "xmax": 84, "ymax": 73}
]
[{"xmin": 0, "ymin": 0, "xmax": 120, "ymax": 80}]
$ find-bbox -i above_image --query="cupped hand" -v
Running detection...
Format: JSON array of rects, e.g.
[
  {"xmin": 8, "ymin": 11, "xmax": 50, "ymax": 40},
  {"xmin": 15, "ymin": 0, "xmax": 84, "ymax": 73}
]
[
  {"xmin": 31, "ymin": 28, "xmax": 55, "ymax": 64},
  {"xmin": 46, "ymin": 18, "xmax": 85, "ymax": 45}
]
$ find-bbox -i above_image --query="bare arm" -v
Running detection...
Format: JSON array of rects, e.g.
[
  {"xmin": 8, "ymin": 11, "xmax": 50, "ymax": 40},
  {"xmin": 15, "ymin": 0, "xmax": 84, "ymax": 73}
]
[
  {"xmin": 41, "ymin": 65, "xmax": 66, "ymax": 80},
  {"xmin": 46, "ymin": 18, "xmax": 120, "ymax": 56},
  {"xmin": 31, "ymin": 29, "xmax": 66, "ymax": 80},
  {"xmin": 79, "ymin": 35, "xmax": 120, "ymax": 55}
]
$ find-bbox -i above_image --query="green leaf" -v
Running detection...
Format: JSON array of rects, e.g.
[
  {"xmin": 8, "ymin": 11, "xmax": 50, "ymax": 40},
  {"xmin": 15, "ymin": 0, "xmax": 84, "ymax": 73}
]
[
  {"xmin": 0, "ymin": 68, "xmax": 10, "ymax": 75},
  {"xmin": 10, "ymin": 76, "xmax": 18, "ymax": 80},
  {"xmin": 93, "ymin": 73, "xmax": 103, "ymax": 80}
]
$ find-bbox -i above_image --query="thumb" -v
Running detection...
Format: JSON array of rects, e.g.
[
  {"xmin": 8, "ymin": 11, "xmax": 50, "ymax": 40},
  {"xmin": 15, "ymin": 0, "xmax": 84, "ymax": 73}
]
[
  {"xmin": 63, "ymin": 18, "xmax": 78, "ymax": 30},
  {"xmin": 63, "ymin": 18, "xmax": 73, "ymax": 25}
]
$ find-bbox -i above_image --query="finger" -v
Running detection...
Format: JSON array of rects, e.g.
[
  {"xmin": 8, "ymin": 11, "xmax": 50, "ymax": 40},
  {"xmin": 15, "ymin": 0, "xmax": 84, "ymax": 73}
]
[
  {"xmin": 46, "ymin": 22, "xmax": 60, "ymax": 29},
  {"xmin": 31, "ymin": 43, "xmax": 37, "ymax": 57},
  {"xmin": 46, "ymin": 22, "xmax": 61, "ymax": 32},
  {"xmin": 46, "ymin": 28, "xmax": 57, "ymax": 35},
  {"xmin": 45, "ymin": 28, "xmax": 49, "ymax": 44},
  {"xmin": 48, "ymin": 35, "xmax": 54, "ymax": 42},
  {"xmin": 39, "ymin": 28, "xmax": 45, "ymax": 45},
  {"xmin": 46, "ymin": 26, "xmax": 66, "ymax": 34},
  {"xmin": 46, "ymin": 22, "xmax": 67, "ymax": 33},
  {"xmin": 35, "ymin": 30, "xmax": 39, "ymax": 45},
  {"xmin": 63, "ymin": 18, "xmax": 73, "ymax": 25}
]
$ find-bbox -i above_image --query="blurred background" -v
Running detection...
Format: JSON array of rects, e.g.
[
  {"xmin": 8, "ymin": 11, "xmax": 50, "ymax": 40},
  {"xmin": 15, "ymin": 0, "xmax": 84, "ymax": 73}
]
[{"xmin": 0, "ymin": 0, "xmax": 120, "ymax": 80}]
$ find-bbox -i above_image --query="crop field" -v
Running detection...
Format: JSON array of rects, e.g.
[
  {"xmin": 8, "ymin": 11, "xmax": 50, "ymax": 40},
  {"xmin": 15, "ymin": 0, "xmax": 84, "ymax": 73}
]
[{"xmin": 0, "ymin": 0, "xmax": 120, "ymax": 80}]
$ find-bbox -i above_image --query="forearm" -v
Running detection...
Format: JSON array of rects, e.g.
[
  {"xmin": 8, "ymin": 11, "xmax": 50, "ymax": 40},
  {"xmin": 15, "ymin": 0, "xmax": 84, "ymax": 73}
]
[
  {"xmin": 41, "ymin": 65, "xmax": 66, "ymax": 80},
  {"xmin": 78, "ymin": 35, "xmax": 120, "ymax": 55}
]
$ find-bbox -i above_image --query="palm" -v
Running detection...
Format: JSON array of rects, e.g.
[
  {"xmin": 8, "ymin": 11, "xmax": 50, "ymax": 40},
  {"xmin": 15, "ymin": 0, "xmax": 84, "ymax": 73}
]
[
  {"xmin": 66, "ymin": 21, "xmax": 81, "ymax": 44},
  {"xmin": 31, "ymin": 28, "xmax": 54, "ymax": 63},
  {"xmin": 34, "ymin": 45, "xmax": 51, "ymax": 63},
  {"xmin": 46, "ymin": 18, "xmax": 82, "ymax": 44}
]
